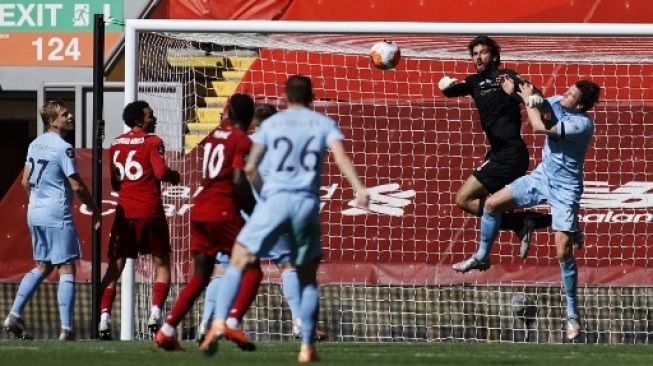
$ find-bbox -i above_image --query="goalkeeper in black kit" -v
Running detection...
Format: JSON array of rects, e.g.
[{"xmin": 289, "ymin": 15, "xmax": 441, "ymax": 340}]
[{"xmin": 439, "ymin": 35, "xmax": 553, "ymax": 273}]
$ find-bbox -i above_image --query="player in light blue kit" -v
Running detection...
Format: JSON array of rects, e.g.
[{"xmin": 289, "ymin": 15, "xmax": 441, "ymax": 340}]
[
  {"xmin": 200, "ymin": 75, "xmax": 369, "ymax": 362},
  {"xmin": 3, "ymin": 99, "xmax": 100, "ymax": 341},
  {"xmin": 197, "ymin": 104, "xmax": 325, "ymax": 342},
  {"xmin": 455, "ymin": 78, "xmax": 600, "ymax": 341}
]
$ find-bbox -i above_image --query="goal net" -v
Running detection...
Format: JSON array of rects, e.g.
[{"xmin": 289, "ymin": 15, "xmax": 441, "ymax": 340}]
[{"xmin": 124, "ymin": 20, "xmax": 653, "ymax": 343}]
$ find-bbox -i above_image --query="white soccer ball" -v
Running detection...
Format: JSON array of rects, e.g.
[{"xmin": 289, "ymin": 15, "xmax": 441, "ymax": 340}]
[{"xmin": 369, "ymin": 40, "xmax": 401, "ymax": 70}]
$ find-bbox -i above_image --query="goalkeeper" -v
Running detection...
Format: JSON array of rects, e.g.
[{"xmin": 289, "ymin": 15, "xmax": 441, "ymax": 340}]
[{"xmin": 439, "ymin": 35, "xmax": 552, "ymax": 271}]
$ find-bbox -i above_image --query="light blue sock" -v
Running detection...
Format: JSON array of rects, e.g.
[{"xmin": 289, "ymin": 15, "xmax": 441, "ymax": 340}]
[
  {"xmin": 560, "ymin": 257, "xmax": 578, "ymax": 317},
  {"xmin": 213, "ymin": 266, "xmax": 243, "ymax": 320},
  {"xmin": 10, "ymin": 268, "xmax": 46, "ymax": 316},
  {"xmin": 281, "ymin": 268, "xmax": 301, "ymax": 321},
  {"xmin": 299, "ymin": 282, "xmax": 319, "ymax": 346},
  {"xmin": 58, "ymin": 273, "xmax": 75, "ymax": 329},
  {"xmin": 201, "ymin": 275, "xmax": 221, "ymax": 328},
  {"xmin": 475, "ymin": 211, "xmax": 501, "ymax": 261}
]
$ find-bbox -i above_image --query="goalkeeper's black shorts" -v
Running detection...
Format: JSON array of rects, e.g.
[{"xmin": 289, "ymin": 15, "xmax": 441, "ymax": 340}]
[{"xmin": 472, "ymin": 148, "xmax": 529, "ymax": 194}]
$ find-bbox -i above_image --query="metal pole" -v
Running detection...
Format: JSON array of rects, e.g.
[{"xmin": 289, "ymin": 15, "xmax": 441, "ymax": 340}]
[{"xmin": 91, "ymin": 13, "xmax": 105, "ymax": 340}]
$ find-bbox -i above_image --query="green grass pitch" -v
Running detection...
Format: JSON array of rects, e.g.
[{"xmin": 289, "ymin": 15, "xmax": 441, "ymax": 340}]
[{"xmin": 1, "ymin": 340, "xmax": 652, "ymax": 366}]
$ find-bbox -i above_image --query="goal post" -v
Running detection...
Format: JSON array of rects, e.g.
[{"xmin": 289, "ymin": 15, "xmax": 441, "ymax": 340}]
[{"xmin": 122, "ymin": 19, "xmax": 653, "ymax": 343}]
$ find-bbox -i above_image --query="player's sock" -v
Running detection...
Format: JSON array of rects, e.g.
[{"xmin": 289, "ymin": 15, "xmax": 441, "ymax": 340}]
[
  {"xmin": 299, "ymin": 281, "xmax": 319, "ymax": 346},
  {"xmin": 152, "ymin": 282, "xmax": 170, "ymax": 312},
  {"xmin": 10, "ymin": 268, "xmax": 46, "ymax": 316},
  {"xmin": 213, "ymin": 266, "xmax": 243, "ymax": 320},
  {"xmin": 560, "ymin": 257, "xmax": 578, "ymax": 317},
  {"xmin": 475, "ymin": 211, "xmax": 501, "ymax": 261},
  {"xmin": 225, "ymin": 317, "xmax": 241, "ymax": 329},
  {"xmin": 229, "ymin": 265, "xmax": 263, "ymax": 322},
  {"xmin": 200, "ymin": 275, "xmax": 222, "ymax": 330},
  {"xmin": 165, "ymin": 275, "xmax": 210, "ymax": 327},
  {"xmin": 57, "ymin": 273, "xmax": 75, "ymax": 329},
  {"xmin": 281, "ymin": 268, "xmax": 301, "ymax": 321},
  {"xmin": 100, "ymin": 287, "xmax": 117, "ymax": 314},
  {"xmin": 160, "ymin": 323, "xmax": 176, "ymax": 337}
]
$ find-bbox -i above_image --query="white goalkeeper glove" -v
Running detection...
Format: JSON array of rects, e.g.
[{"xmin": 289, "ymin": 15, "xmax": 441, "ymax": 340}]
[
  {"xmin": 526, "ymin": 94, "xmax": 544, "ymax": 108},
  {"xmin": 438, "ymin": 76, "xmax": 457, "ymax": 91}
]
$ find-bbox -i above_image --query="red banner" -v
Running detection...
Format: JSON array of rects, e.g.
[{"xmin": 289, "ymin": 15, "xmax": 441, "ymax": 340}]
[{"xmin": 163, "ymin": 0, "xmax": 653, "ymax": 23}]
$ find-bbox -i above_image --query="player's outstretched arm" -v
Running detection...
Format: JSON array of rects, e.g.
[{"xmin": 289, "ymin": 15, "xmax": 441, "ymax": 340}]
[
  {"xmin": 328, "ymin": 139, "xmax": 369, "ymax": 208},
  {"xmin": 517, "ymin": 84, "xmax": 556, "ymax": 136},
  {"xmin": 68, "ymin": 173, "xmax": 101, "ymax": 228},
  {"xmin": 438, "ymin": 75, "xmax": 471, "ymax": 98}
]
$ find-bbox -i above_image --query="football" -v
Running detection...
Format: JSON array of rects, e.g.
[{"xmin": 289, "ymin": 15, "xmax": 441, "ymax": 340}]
[{"xmin": 369, "ymin": 40, "xmax": 401, "ymax": 70}]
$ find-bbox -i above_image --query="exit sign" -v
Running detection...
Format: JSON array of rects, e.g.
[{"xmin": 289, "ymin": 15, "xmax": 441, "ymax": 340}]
[{"xmin": 0, "ymin": 0, "xmax": 124, "ymax": 66}]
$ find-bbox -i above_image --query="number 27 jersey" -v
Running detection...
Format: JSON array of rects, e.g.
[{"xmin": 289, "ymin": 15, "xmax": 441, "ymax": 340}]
[{"xmin": 191, "ymin": 125, "xmax": 252, "ymax": 222}]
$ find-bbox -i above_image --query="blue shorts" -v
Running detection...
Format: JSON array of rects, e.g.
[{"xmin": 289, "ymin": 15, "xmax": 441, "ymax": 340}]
[
  {"xmin": 236, "ymin": 192, "xmax": 321, "ymax": 266},
  {"xmin": 507, "ymin": 164, "xmax": 582, "ymax": 233},
  {"xmin": 30, "ymin": 221, "xmax": 81, "ymax": 265},
  {"xmin": 262, "ymin": 234, "xmax": 293, "ymax": 265}
]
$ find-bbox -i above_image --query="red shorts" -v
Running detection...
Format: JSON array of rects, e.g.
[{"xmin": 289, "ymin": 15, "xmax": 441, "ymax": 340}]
[
  {"xmin": 108, "ymin": 206, "xmax": 171, "ymax": 259},
  {"xmin": 190, "ymin": 218, "xmax": 244, "ymax": 257}
]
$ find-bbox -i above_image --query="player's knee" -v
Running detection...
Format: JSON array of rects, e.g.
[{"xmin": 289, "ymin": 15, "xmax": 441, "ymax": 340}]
[
  {"xmin": 555, "ymin": 233, "xmax": 573, "ymax": 260},
  {"xmin": 57, "ymin": 262, "xmax": 76, "ymax": 275},
  {"xmin": 230, "ymin": 243, "xmax": 257, "ymax": 269},
  {"xmin": 454, "ymin": 190, "xmax": 469, "ymax": 210},
  {"xmin": 36, "ymin": 262, "xmax": 54, "ymax": 275},
  {"xmin": 484, "ymin": 197, "xmax": 499, "ymax": 214}
]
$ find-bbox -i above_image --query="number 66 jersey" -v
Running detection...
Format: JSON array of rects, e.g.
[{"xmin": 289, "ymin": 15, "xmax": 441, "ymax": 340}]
[{"xmin": 109, "ymin": 129, "xmax": 174, "ymax": 218}]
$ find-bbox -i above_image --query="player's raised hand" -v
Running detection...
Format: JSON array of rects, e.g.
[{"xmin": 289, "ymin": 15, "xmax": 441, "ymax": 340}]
[
  {"xmin": 500, "ymin": 75, "xmax": 516, "ymax": 95},
  {"xmin": 355, "ymin": 189, "xmax": 370, "ymax": 209},
  {"xmin": 438, "ymin": 76, "xmax": 457, "ymax": 91},
  {"xmin": 517, "ymin": 83, "xmax": 543, "ymax": 109},
  {"xmin": 526, "ymin": 93, "xmax": 544, "ymax": 108}
]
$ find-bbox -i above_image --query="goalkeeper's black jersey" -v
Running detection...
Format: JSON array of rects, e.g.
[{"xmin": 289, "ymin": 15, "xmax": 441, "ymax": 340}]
[{"xmin": 442, "ymin": 68, "xmax": 527, "ymax": 157}]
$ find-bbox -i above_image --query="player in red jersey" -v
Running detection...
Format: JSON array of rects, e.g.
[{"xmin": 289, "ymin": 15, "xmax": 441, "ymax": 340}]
[
  {"xmin": 98, "ymin": 101, "xmax": 181, "ymax": 340},
  {"xmin": 155, "ymin": 93, "xmax": 259, "ymax": 351}
]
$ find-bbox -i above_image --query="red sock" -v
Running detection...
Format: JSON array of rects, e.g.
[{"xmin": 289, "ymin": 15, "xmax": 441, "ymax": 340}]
[
  {"xmin": 152, "ymin": 282, "xmax": 170, "ymax": 310},
  {"xmin": 229, "ymin": 265, "xmax": 263, "ymax": 321},
  {"xmin": 101, "ymin": 287, "xmax": 117, "ymax": 314},
  {"xmin": 165, "ymin": 276, "xmax": 209, "ymax": 327}
]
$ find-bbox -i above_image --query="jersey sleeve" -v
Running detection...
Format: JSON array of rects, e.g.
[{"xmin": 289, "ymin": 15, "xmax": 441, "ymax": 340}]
[
  {"xmin": 556, "ymin": 115, "xmax": 591, "ymax": 140},
  {"xmin": 441, "ymin": 75, "xmax": 473, "ymax": 97},
  {"xmin": 325, "ymin": 117, "xmax": 345, "ymax": 146},
  {"xmin": 232, "ymin": 134, "xmax": 252, "ymax": 169},
  {"xmin": 547, "ymin": 95, "xmax": 563, "ymax": 104},
  {"xmin": 148, "ymin": 136, "xmax": 171, "ymax": 180},
  {"xmin": 60, "ymin": 144, "xmax": 78, "ymax": 177},
  {"xmin": 250, "ymin": 125, "xmax": 266, "ymax": 147}
]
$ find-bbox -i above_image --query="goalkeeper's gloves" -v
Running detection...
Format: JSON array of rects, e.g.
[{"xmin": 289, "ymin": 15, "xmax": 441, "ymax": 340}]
[
  {"xmin": 526, "ymin": 94, "xmax": 544, "ymax": 108},
  {"xmin": 438, "ymin": 76, "xmax": 457, "ymax": 91}
]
